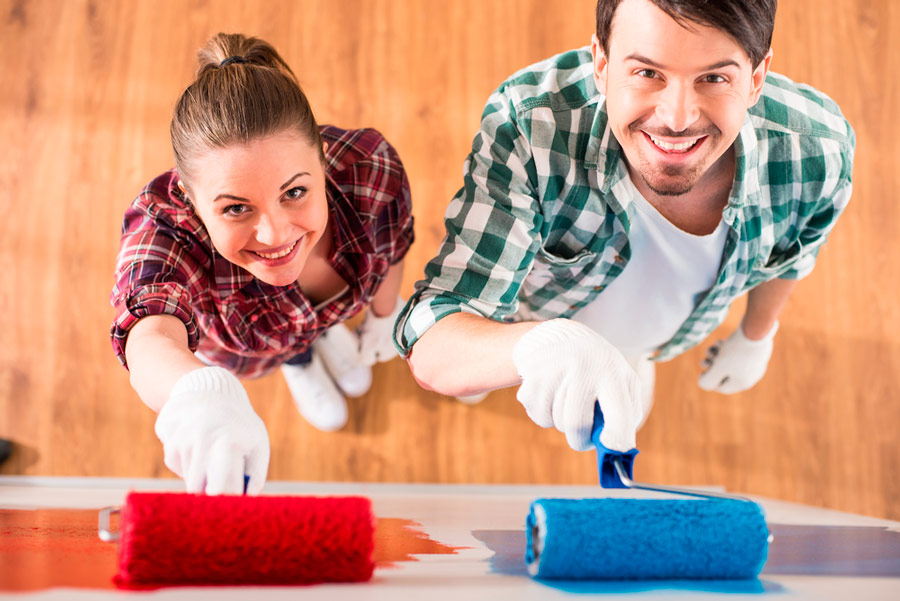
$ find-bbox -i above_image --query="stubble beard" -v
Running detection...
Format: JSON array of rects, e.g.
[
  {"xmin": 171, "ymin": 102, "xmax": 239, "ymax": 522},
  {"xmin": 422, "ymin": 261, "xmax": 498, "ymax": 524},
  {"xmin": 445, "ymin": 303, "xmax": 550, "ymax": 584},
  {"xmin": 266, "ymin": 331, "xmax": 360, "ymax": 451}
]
[{"xmin": 639, "ymin": 161, "xmax": 706, "ymax": 197}]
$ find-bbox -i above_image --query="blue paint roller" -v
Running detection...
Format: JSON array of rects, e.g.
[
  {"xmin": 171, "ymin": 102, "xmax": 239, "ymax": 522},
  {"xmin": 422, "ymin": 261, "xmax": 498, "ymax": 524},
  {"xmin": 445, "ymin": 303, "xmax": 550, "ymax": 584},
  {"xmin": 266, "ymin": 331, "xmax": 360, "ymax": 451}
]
[{"xmin": 525, "ymin": 403, "xmax": 771, "ymax": 579}]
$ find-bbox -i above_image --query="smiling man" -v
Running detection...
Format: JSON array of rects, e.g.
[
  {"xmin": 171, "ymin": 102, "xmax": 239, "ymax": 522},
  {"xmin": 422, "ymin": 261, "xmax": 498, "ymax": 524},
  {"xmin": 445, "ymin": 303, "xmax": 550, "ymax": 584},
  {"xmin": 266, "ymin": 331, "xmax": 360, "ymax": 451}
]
[{"xmin": 396, "ymin": 0, "xmax": 854, "ymax": 453}]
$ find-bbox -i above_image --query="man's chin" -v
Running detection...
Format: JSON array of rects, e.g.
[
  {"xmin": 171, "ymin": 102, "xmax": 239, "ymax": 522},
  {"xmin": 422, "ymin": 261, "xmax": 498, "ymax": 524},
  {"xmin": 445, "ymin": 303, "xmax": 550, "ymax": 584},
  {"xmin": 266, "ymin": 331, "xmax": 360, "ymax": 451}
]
[{"xmin": 642, "ymin": 175, "xmax": 696, "ymax": 197}]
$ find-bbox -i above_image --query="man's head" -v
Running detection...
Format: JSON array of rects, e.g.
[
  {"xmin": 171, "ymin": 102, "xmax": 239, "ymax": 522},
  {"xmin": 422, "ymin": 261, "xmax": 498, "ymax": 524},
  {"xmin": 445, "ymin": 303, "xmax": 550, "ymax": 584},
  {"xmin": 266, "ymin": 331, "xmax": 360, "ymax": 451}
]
[{"xmin": 591, "ymin": 0, "xmax": 776, "ymax": 197}]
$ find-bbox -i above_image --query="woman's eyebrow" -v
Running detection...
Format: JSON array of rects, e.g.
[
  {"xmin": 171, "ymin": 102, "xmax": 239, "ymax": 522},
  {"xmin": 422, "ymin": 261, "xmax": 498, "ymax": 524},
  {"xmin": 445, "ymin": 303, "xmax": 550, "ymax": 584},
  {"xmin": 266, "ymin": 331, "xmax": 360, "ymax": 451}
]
[{"xmin": 280, "ymin": 172, "xmax": 311, "ymax": 191}]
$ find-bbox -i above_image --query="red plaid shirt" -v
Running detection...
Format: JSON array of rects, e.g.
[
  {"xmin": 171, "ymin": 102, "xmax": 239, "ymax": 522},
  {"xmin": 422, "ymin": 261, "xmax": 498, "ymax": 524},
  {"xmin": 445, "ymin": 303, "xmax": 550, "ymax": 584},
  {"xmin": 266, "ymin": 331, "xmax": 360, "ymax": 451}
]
[{"xmin": 110, "ymin": 126, "xmax": 414, "ymax": 379}]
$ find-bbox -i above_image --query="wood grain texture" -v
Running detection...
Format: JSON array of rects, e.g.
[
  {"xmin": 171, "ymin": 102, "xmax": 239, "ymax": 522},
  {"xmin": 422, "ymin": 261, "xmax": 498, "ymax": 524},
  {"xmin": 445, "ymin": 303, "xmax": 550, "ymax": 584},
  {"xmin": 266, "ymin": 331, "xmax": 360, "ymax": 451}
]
[{"xmin": 1, "ymin": 0, "xmax": 897, "ymax": 520}]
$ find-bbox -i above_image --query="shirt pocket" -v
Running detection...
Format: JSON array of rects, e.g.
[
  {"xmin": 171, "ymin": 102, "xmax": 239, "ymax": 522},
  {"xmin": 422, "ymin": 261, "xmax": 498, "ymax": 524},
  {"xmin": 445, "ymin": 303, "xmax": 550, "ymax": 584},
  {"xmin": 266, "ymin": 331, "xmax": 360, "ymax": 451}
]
[
  {"xmin": 518, "ymin": 245, "xmax": 606, "ymax": 310},
  {"xmin": 530, "ymin": 246, "xmax": 597, "ymax": 282},
  {"xmin": 753, "ymin": 238, "xmax": 805, "ymax": 280}
]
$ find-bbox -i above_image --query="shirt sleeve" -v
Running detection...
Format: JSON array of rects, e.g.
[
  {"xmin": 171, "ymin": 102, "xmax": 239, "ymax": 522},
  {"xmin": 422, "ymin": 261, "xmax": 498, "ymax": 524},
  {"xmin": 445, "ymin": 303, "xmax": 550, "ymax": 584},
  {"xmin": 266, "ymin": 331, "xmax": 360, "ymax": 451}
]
[
  {"xmin": 109, "ymin": 206, "xmax": 203, "ymax": 369},
  {"xmin": 761, "ymin": 127, "xmax": 855, "ymax": 283},
  {"xmin": 368, "ymin": 138, "xmax": 415, "ymax": 265},
  {"xmin": 393, "ymin": 84, "xmax": 545, "ymax": 357}
]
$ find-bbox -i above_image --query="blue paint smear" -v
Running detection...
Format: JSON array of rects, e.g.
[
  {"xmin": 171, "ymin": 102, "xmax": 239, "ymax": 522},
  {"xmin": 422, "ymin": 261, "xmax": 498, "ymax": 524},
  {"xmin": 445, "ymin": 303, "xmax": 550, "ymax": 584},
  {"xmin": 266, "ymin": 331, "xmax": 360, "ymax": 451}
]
[
  {"xmin": 471, "ymin": 530, "xmax": 780, "ymax": 594},
  {"xmin": 763, "ymin": 524, "xmax": 900, "ymax": 577}
]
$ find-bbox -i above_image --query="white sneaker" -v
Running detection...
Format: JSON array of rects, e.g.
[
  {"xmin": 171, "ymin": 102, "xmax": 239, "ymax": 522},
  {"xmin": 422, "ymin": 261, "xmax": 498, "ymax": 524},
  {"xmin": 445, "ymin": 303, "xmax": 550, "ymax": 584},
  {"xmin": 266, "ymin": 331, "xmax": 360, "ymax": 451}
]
[
  {"xmin": 313, "ymin": 324, "xmax": 372, "ymax": 397},
  {"xmin": 281, "ymin": 354, "xmax": 348, "ymax": 431}
]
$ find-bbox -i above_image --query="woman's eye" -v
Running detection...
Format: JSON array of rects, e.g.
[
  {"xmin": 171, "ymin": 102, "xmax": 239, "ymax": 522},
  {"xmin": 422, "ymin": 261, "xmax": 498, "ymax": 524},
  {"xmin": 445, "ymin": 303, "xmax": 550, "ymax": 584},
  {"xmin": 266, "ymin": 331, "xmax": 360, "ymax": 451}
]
[
  {"xmin": 223, "ymin": 204, "xmax": 248, "ymax": 217},
  {"xmin": 285, "ymin": 186, "xmax": 307, "ymax": 200}
]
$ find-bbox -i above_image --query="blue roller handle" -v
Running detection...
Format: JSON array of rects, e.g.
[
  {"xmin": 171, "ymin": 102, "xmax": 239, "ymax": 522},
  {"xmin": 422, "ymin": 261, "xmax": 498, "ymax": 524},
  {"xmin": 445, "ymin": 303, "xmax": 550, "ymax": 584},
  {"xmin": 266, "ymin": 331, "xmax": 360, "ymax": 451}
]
[{"xmin": 591, "ymin": 402, "xmax": 639, "ymax": 488}]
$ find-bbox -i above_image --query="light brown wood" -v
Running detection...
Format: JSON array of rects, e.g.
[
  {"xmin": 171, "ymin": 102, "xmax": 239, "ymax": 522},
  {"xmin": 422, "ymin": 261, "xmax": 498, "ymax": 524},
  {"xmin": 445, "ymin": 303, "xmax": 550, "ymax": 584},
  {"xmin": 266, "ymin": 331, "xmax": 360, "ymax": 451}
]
[{"xmin": 1, "ymin": 0, "xmax": 897, "ymax": 520}]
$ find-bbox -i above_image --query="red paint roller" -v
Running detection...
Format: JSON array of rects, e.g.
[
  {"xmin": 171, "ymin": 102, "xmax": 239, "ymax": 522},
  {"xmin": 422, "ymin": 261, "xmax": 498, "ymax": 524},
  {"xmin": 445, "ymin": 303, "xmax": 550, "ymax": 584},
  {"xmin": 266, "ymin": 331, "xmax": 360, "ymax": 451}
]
[{"xmin": 99, "ymin": 492, "xmax": 374, "ymax": 588}]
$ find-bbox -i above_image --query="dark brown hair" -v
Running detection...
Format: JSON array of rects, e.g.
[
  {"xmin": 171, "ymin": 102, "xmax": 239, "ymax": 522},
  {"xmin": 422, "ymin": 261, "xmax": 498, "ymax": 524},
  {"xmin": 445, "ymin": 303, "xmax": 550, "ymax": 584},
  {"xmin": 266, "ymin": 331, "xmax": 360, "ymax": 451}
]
[
  {"xmin": 595, "ymin": 0, "xmax": 777, "ymax": 68},
  {"xmin": 171, "ymin": 33, "xmax": 323, "ymax": 184}
]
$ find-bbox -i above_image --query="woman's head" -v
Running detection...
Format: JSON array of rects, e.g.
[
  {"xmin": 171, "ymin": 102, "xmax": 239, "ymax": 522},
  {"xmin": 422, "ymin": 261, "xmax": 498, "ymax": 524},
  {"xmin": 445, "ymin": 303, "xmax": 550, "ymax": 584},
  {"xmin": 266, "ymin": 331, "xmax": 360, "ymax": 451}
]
[
  {"xmin": 171, "ymin": 33, "xmax": 324, "ymax": 179},
  {"xmin": 171, "ymin": 33, "xmax": 330, "ymax": 287}
]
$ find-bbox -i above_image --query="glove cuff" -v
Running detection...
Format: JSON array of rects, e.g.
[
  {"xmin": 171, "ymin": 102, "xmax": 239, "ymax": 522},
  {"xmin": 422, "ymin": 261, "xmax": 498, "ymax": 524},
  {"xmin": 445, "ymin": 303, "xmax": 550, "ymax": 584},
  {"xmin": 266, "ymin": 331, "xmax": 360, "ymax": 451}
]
[
  {"xmin": 169, "ymin": 366, "xmax": 245, "ymax": 400},
  {"xmin": 512, "ymin": 319, "xmax": 598, "ymax": 373}
]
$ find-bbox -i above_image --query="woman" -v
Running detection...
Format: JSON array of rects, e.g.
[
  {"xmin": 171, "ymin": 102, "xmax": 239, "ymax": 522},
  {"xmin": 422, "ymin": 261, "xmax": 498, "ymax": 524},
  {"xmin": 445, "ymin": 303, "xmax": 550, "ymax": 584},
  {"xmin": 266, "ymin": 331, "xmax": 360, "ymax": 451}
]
[{"xmin": 110, "ymin": 33, "xmax": 413, "ymax": 495}]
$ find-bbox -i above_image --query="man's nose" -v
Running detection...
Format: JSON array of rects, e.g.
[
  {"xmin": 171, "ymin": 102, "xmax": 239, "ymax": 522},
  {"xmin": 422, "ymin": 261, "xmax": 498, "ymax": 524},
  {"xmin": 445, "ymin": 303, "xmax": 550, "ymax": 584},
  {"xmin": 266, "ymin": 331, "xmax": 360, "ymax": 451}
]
[{"xmin": 654, "ymin": 81, "xmax": 700, "ymax": 134}]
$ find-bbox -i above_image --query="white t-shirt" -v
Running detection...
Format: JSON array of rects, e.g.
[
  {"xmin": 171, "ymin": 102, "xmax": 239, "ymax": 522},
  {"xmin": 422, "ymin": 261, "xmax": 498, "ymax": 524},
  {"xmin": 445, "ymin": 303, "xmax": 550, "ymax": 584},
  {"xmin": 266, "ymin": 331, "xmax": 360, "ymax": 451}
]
[{"xmin": 573, "ymin": 177, "xmax": 729, "ymax": 358}]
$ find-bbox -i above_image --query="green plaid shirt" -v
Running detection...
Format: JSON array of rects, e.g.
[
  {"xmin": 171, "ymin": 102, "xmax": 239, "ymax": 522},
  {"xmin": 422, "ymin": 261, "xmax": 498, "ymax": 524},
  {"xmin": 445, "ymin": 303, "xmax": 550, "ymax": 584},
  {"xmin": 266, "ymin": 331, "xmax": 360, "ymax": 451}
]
[{"xmin": 396, "ymin": 48, "xmax": 854, "ymax": 361}]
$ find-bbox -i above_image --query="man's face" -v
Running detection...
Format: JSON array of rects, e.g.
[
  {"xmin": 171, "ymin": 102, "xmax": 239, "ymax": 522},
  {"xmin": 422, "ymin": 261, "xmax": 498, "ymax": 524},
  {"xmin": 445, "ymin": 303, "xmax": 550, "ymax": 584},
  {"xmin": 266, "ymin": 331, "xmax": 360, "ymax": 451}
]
[{"xmin": 591, "ymin": 0, "xmax": 772, "ymax": 197}]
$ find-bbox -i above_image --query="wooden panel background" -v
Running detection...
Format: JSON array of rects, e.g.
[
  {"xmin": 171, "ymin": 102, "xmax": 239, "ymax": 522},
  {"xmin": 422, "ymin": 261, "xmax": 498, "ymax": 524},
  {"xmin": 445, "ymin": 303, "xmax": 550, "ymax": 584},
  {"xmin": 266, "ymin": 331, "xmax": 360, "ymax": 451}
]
[{"xmin": 1, "ymin": 0, "xmax": 897, "ymax": 519}]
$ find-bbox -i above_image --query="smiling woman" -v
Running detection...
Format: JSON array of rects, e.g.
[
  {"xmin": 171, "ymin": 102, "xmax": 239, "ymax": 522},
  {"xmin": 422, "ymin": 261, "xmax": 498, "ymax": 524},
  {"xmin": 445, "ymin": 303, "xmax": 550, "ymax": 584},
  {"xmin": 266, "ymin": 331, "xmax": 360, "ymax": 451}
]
[{"xmin": 109, "ymin": 33, "xmax": 414, "ymax": 496}]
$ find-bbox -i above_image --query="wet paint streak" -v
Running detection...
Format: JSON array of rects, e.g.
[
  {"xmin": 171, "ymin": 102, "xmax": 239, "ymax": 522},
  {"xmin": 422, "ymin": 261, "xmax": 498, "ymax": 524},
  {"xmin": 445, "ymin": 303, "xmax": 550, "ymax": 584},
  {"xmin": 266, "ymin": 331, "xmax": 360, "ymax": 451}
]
[
  {"xmin": 764, "ymin": 524, "xmax": 900, "ymax": 577},
  {"xmin": 0, "ymin": 509, "xmax": 117, "ymax": 591},
  {"xmin": 0, "ymin": 510, "xmax": 464, "ymax": 591},
  {"xmin": 374, "ymin": 518, "xmax": 464, "ymax": 567},
  {"xmin": 471, "ymin": 530, "xmax": 780, "ymax": 594}
]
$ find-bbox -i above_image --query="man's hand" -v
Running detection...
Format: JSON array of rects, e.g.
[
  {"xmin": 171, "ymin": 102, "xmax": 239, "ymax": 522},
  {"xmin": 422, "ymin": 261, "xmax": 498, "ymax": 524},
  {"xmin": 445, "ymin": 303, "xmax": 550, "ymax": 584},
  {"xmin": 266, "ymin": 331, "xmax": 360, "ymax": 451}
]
[
  {"xmin": 512, "ymin": 319, "xmax": 642, "ymax": 452},
  {"xmin": 154, "ymin": 366, "xmax": 270, "ymax": 495},
  {"xmin": 358, "ymin": 297, "xmax": 404, "ymax": 366},
  {"xmin": 698, "ymin": 321, "xmax": 778, "ymax": 394}
]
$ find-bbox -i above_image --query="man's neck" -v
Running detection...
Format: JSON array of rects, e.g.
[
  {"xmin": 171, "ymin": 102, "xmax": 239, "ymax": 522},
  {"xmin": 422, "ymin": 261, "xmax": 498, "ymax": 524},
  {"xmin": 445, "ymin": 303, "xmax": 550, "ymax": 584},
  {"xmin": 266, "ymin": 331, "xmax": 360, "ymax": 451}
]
[{"xmin": 629, "ymin": 147, "xmax": 735, "ymax": 236}]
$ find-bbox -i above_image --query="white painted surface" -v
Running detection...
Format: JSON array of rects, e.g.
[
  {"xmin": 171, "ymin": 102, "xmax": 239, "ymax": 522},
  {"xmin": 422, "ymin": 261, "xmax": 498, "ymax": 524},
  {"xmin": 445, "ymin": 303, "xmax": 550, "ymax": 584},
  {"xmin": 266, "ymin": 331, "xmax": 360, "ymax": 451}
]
[{"xmin": 1, "ymin": 476, "xmax": 898, "ymax": 600}]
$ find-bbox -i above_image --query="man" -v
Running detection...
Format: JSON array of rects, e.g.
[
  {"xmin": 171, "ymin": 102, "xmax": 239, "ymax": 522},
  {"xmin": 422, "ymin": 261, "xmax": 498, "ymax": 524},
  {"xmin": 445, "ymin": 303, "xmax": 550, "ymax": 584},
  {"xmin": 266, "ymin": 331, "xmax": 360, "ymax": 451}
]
[{"xmin": 395, "ymin": 0, "xmax": 853, "ymax": 454}]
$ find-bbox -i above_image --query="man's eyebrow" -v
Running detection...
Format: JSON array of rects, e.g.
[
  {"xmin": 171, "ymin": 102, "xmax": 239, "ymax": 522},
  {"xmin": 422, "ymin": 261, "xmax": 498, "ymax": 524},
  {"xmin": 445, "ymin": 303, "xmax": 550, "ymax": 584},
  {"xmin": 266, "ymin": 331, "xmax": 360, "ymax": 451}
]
[
  {"xmin": 624, "ymin": 53, "xmax": 741, "ymax": 71},
  {"xmin": 280, "ymin": 172, "xmax": 311, "ymax": 191}
]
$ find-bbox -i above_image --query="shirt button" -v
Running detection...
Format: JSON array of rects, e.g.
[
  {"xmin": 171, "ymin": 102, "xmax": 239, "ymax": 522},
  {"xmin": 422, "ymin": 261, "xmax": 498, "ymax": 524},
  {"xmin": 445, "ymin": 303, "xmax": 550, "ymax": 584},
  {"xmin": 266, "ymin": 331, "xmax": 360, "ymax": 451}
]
[
  {"xmin": 614, "ymin": 255, "xmax": 624, "ymax": 264},
  {"xmin": 250, "ymin": 314, "xmax": 259, "ymax": 323},
  {"xmin": 650, "ymin": 349, "xmax": 661, "ymax": 358},
  {"xmin": 593, "ymin": 285, "xmax": 605, "ymax": 292},
  {"xmin": 569, "ymin": 304, "xmax": 579, "ymax": 311}
]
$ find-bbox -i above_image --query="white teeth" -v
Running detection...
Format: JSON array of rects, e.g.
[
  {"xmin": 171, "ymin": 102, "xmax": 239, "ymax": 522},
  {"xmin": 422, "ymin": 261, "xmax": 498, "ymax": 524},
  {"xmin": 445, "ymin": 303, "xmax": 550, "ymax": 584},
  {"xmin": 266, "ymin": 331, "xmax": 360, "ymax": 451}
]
[
  {"xmin": 255, "ymin": 240, "xmax": 297, "ymax": 259},
  {"xmin": 649, "ymin": 135, "xmax": 700, "ymax": 152}
]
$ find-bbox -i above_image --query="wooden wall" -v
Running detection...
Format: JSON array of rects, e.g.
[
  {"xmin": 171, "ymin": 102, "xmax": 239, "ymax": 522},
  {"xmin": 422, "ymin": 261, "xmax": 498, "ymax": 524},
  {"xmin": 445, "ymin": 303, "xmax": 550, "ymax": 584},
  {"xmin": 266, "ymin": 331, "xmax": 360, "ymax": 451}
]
[{"xmin": 1, "ymin": 0, "xmax": 897, "ymax": 520}]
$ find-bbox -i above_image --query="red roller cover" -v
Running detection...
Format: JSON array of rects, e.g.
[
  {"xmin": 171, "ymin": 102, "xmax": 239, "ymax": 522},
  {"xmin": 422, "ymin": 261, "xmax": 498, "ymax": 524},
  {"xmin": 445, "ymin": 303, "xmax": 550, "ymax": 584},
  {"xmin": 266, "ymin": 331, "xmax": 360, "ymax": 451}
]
[{"xmin": 114, "ymin": 492, "xmax": 375, "ymax": 588}]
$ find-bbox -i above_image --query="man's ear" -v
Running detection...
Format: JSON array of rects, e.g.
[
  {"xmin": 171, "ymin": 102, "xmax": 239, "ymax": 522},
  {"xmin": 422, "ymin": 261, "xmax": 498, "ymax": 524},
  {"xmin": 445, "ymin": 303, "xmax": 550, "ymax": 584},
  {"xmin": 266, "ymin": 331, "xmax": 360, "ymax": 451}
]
[
  {"xmin": 748, "ymin": 48, "xmax": 773, "ymax": 107},
  {"xmin": 590, "ymin": 34, "xmax": 609, "ymax": 94}
]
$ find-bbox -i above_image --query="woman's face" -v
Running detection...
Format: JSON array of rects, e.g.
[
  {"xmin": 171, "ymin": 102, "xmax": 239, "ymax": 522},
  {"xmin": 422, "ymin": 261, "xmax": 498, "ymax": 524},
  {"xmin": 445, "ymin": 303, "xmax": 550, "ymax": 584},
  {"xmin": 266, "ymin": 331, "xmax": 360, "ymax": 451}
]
[{"xmin": 182, "ymin": 130, "xmax": 329, "ymax": 287}]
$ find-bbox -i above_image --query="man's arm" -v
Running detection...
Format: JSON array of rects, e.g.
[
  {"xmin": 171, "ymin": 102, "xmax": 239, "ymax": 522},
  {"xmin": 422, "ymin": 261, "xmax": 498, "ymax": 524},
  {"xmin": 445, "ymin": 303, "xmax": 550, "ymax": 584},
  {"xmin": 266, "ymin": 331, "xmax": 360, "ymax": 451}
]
[
  {"xmin": 698, "ymin": 277, "xmax": 799, "ymax": 394},
  {"xmin": 742, "ymin": 277, "xmax": 799, "ymax": 339},
  {"xmin": 406, "ymin": 313, "xmax": 539, "ymax": 397}
]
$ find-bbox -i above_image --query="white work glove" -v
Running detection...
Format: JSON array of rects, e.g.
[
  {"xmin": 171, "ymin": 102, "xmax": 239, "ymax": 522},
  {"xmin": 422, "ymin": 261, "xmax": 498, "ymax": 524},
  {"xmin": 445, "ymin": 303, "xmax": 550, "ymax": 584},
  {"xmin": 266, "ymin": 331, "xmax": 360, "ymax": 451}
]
[
  {"xmin": 698, "ymin": 321, "xmax": 779, "ymax": 394},
  {"xmin": 512, "ymin": 319, "xmax": 642, "ymax": 452},
  {"xmin": 155, "ymin": 366, "xmax": 270, "ymax": 495},
  {"xmin": 357, "ymin": 296, "xmax": 404, "ymax": 366}
]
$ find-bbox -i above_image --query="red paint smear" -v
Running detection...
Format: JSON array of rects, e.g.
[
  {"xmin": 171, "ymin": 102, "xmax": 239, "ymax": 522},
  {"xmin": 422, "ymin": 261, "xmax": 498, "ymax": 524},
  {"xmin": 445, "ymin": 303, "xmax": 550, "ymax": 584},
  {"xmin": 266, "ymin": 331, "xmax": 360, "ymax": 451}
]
[
  {"xmin": 0, "ymin": 509, "xmax": 117, "ymax": 591},
  {"xmin": 0, "ymin": 510, "xmax": 465, "ymax": 590},
  {"xmin": 373, "ymin": 518, "xmax": 465, "ymax": 567}
]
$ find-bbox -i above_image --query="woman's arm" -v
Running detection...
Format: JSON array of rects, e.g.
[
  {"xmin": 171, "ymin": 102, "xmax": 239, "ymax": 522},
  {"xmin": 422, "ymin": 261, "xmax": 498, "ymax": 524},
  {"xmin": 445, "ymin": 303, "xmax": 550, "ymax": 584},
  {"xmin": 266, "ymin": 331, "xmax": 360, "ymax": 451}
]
[
  {"xmin": 124, "ymin": 314, "xmax": 207, "ymax": 412},
  {"xmin": 369, "ymin": 260, "xmax": 405, "ymax": 316}
]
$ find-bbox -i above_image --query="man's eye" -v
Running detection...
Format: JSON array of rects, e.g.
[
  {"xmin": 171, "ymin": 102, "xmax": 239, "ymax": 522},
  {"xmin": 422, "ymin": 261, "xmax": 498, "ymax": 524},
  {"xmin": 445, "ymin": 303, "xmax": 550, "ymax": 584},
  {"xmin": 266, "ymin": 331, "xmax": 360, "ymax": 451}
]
[
  {"xmin": 285, "ymin": 187, "xmax": 307, "ymax": 200},
  {"xmin": 705, "ymin": 74, "xmax": 726, "ymax": 83},
  {"xmin": 637, "ymin": 69, "xmax": 658, "ymax": 79}
]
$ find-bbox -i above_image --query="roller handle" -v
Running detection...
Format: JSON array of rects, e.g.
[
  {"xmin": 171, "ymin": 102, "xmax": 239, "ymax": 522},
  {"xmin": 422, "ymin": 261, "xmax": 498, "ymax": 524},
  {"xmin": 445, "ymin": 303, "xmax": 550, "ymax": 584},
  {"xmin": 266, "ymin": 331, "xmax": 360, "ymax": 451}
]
[{"xmin": 591, "ymin": 402, "xmax": 638, "ymax": 488}]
